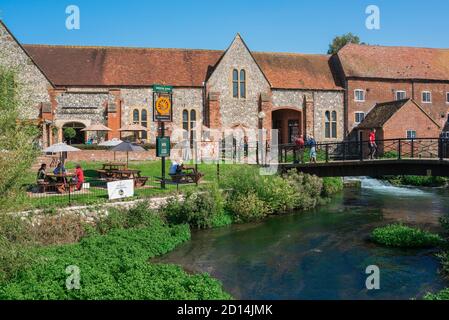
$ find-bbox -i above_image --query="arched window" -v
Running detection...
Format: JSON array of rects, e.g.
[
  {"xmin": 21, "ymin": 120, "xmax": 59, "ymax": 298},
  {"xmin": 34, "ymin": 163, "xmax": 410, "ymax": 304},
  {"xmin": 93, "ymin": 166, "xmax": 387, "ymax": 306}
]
[
  {"xmin": 240, "ymin": 70, "xmax": 246, "ymax": 98},
  {"xmin": 133, "ymin": 109, "xmax": 140, "ymax": 124},
  {"xmin": 182, "ymin": 109, "xmax": 189, "ymax": 139},
  {"xmin": 232, "ymin": 69, "xmax": 239, "ymax": 98},
  {"xmin": 141, "ymin": 109, "xmax": 148, "ymax": 140},
  {"xmin": 331, "ymin": 111, "xmax": 337, "ymax": 138},
  {"xmin": 324, "ymin": 111, "xmax": 331, "ymax": 138}
]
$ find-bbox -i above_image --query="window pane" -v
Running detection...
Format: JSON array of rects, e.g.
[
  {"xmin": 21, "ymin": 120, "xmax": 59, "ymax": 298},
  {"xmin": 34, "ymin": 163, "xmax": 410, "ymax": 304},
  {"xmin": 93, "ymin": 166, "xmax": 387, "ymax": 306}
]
[
  {"xmin": 325, "ymin": 123, "xmax": 330, "ymax": 138},
  {"xmin": 141, "ymin": 109, "xmax": 147, "ymax": 122},
  {"xmin": 233, "ymin": 82, "xmax": 239, "ymax": 98},
  {"xmin": 240, "ymin": 69, "xmax": 245, "ymax": 81},
  {"xmin": 446, "ymin": 92, "xmax": 449, "ymax": 103},
  {"xmin": 325, "ymin": 111, "xmax": 330, "ymax": 122},
  {"xmin": 182, "ymin": 110, "xmax": 189, "ymax": 132},
  {"xmin": 332, "ymin": 122, "xmax": 337, "ymax": 138},
  {"xmin": 190, "ymin": 110, "xmax": 196, "ymax": 121},
  {"xmin": 332, "ymin": 111, "xmax": 337, "ymax": 121},
  {"xmin": 233, "ymin": 69, "xmax": 238, "ymax": 81},
  {"xmin": 240, "ymin": 81, "xmax": 246, "ymax": 98},
  {"xmin": 133, "ymin": 109, "xmax": 139, "ymax": 123}
]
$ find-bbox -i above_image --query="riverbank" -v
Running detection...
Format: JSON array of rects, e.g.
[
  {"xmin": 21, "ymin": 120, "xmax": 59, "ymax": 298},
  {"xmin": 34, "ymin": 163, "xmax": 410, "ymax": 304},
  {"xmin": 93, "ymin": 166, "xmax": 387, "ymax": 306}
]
[{"xmin": 1, "ymin": 167, "xmax": 343, "ymax": 300}]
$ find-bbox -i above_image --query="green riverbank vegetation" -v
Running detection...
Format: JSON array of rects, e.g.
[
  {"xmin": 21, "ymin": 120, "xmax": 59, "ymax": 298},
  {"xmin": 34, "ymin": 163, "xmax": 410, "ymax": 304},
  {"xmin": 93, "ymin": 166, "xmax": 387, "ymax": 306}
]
[
  {"xmin": 0, "ymin": 168, "xmax": 343, "ymax": 300},
  {"xmin": 371, "ymin": 223, "xmax": 444, "ymax": 248}
]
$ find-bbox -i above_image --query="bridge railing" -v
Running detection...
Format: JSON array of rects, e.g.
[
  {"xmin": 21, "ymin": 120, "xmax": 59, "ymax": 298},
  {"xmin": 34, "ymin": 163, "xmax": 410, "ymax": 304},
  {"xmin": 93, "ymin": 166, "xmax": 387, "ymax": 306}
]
[{"xmin": 278, "ymin": 137, "xmax": 449, "ymax": 163}]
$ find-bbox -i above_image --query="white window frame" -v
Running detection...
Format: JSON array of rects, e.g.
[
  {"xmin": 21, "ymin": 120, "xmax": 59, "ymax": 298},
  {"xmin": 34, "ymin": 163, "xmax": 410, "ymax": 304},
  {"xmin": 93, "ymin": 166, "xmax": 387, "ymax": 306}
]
[
  {"xmin": 395, "ymin": 90, "xmax": 406, "ymax": 100},
  {"xmin": 354, "ymin": 111, "xmax": 365, "ymax": 124},
  {"xmin": 406, "ymin": 130, "xmax": 417, "ymax": 140},
  {"xmin": 422, "ymin": 91, "xmax": 432, "ymax": 103},
  {"xmin": 442, "ymin": 132, "xmax": 449, "ymax": 139},
  {"xmin": 354, "ymin": 89, "xmax": 365, "ymax": 102}
]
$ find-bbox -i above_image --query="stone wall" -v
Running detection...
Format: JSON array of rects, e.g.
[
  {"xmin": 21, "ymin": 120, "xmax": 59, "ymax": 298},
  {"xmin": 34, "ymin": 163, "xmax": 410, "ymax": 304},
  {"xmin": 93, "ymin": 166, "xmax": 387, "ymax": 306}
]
[
  {"xmin": 313, "ymin": 91, "xmax": 344, "ymax": 142},
  {"xmin": 0, "ymin": 22, "xmax": 52, "ymax": 120},
  {"xmin": 66, "ymin": 149, "xmax": 156, "ymax": 162},
  {"xmin": 206, "ymin": 35, "xmax": 271, "ymax": 130},
  {"xmin": 120, "ymin": 87, "xmax": 204, "ymax": 143}
]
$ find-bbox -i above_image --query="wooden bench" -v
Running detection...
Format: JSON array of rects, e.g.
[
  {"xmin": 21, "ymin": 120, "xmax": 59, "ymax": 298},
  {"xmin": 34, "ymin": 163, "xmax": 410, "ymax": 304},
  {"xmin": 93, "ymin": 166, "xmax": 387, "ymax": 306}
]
[{"xmin": 37, "ymin": 180, "xmax": 78, "ymax": 194}]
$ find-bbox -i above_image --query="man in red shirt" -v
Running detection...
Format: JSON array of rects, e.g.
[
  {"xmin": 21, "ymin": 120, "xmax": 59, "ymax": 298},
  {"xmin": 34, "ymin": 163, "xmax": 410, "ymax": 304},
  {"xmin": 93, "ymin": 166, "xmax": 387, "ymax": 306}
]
[
  {"xmin": 74, "ymin": 164, "xmax": 85, "ymax": 191},
  {"xmin": 368, "ymin": 129, "xmax": 377, "ymax": 160},
  {"xmin": 294, "ymin": 135, "xmax": 305, "ymax": 163}
]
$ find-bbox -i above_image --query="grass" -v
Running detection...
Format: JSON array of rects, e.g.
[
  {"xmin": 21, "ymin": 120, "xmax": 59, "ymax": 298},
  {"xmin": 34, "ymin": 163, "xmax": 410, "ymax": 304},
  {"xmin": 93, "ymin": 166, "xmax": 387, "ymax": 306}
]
[
  {"xmin": 371, "ymin": 223, "xmax": 444, "ymax": 248},
  {"xmin": 23, "ymin": 161, "xmax": 255, "ymax": 210}
]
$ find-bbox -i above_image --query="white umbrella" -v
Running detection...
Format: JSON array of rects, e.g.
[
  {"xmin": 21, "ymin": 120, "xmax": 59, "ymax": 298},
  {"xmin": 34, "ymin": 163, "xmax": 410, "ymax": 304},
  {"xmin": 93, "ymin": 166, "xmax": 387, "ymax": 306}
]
[
  {"xmin": 43, "ymin": 143, "xmax": 81, "ymax": 164},
  {"xmin": 99, "ymin": 138, "xmax": 123, "ymax": 147},
  {"xmin": 43, "ymin": 143, "xmax": 81, "ymax": 153},
  {"xmin": 82, "ymin": 123, "xmax": 112, "ymax": 144}
]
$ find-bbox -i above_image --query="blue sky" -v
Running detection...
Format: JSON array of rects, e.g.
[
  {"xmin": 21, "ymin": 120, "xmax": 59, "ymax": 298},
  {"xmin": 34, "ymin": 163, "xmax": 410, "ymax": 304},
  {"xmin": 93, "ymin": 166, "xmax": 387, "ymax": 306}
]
[{"xmin": 0, "ymin": 0, "xmax": 448, "ymax": 53}]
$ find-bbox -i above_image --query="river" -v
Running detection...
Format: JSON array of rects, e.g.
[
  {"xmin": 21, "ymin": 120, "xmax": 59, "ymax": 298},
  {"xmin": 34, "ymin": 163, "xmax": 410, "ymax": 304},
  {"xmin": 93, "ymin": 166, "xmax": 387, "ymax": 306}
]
[{"xmin": 155, "ymin": 178, "xmax": 449, "ymax": 300}]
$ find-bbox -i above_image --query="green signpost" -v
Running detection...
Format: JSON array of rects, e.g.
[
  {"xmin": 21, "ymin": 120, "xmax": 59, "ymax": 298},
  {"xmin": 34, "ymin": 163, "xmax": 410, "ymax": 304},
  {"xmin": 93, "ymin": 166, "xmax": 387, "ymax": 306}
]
[
  {"xmin": 156, "ymin": 137, "xmax": 171, "ymax": 157},
  {"xmin": 153, "ymin": 84, "xmax": 173, "ymax": 189}
]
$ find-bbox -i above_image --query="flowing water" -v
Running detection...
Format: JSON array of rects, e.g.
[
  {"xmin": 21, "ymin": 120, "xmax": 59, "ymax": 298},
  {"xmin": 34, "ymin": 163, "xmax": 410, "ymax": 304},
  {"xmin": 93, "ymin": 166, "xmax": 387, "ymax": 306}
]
[{"xmin": 155, "ymin": 178, "xmax": 449, "ymax": 300}]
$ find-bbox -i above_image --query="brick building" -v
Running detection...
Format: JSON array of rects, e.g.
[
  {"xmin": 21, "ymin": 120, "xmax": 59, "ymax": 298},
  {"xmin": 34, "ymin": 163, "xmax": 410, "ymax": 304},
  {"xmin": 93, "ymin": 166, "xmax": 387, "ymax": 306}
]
[
  {"xmin": 357, "ymin": 99, "xmax": 441, "ymax": 141},
  {"xmin": 333, "ymin": 43, "xmax": 449, "ymax": 139},
  {"xmin": 2, "ymin": 19, "xmax": 449, "ymax": 148}
]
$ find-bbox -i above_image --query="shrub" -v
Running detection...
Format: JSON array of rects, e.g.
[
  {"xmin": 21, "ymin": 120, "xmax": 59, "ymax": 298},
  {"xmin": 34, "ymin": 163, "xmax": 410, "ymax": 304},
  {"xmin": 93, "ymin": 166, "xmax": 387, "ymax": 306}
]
[
  {"xmin": 424, "ymin": 288, "xmax": 449, "ymax": 300},
  {"xmin": 96, "ymin": 202, "xmax": 160, "ymax": 234},
  {"xmin": 29, "ymin": 215, "xmax": 87, "ymax": 245},
  {"xmin": 63, "ymin": 127, "xmax": 76, "ymax": 143},
  {"xmin": 371, "ymin": 224, "xmax": 444, "ymax": 248},
  {"xmin": 0, "ymin": 236, "xmax": 35, "ymax": 283},
  {"xmin": 162, "ymin": 185, "xmax": 228, "ymax": 229},
  {"xmin": 282, "ymin": 170, "xmax": 323, "ymax": 210},
  {"xmin": 227, "ymin": 192, "xmax": 270, "ymax": 223},
  {"xmin": 322, "ymin": 177, "xmax": 344, "ymax": 197}
]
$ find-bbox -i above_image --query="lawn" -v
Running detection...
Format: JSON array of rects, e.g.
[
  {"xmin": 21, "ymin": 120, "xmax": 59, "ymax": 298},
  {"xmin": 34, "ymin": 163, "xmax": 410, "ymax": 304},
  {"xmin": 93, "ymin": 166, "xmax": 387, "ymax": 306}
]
[{"xmin": 24, "ymin": 161, "xmax": 259, "ymax": 210}]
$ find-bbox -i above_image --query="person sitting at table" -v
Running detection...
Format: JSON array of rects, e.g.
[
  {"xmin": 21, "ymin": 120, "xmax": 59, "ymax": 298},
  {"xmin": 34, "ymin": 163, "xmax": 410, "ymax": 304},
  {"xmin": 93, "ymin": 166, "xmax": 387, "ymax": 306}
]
[
  {"xmin": 73, "ymin": 164, "xmax": 85, "ymax": 191},
  {"xmin": 169, "ymin": 159, "xmax": 184, "ymax": 176},
  {"xmin": 36, "ymin": 164, "xmax": 47, "ymax": 182},
  {"xmin": 53, "ymin": 161, "xmax": 66, "ymax": 175}
]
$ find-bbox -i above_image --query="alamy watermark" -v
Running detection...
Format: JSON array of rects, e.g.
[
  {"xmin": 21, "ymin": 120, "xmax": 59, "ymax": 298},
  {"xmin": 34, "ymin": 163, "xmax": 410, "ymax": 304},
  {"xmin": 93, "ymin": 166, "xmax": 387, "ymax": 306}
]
[
  {"xmin": 66, "ymin": 265, "xmax": 81, "ymax": 290},
  {"xmin": 365, "ymin": 5, "xmax": 380, "ymax": 30},
  {"xmin": 365, "ymin": 265, "xmax": 380, "ymax": 290},
  {"xmin": 66, "ymin": 5, "xmax": 80, "ymax": 30}
]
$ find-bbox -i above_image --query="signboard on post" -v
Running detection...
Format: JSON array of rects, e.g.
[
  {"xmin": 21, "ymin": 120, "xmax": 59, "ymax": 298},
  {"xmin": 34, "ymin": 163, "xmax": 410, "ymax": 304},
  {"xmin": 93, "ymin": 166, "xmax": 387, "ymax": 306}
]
[
  {"xmin": 107, "ymin": 179, "xmax": 134, "ymax": 200},
  {"xmin": 153, "ymin": 85, "xmax": 173, "ymax": 122},
  {"xmin": 156, "ymin": 136, "xmax": 171, "ymax": 157}
]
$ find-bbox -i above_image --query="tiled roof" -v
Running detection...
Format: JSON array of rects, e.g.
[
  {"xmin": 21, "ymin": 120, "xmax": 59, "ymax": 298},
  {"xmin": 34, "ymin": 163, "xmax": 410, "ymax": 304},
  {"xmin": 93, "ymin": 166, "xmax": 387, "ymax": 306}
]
[
  {"xmin": 23, "ymin": 45, "xmax": 223, "ymax": 87},
  {"xmin": 357, "ymin": 99, "xmax": 440, "ymax": 129},
  {"xmin": 338, "ymin": 43, "xmax": 449, "ymax": 81},
  {"xmin": 23, "ymin": 44, "xmax": 342, "ymax": 90},
  {"xmin": 253, "ymin": 52, "xmax": 342, "ymax": 90}
]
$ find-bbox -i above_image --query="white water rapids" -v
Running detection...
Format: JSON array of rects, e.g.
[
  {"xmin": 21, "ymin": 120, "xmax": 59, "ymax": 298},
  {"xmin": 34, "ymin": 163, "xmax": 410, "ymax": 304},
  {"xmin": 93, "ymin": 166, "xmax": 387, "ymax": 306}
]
[{"xmin": 346, "ymin": 177, "xmax": 429, "ymax": 196}]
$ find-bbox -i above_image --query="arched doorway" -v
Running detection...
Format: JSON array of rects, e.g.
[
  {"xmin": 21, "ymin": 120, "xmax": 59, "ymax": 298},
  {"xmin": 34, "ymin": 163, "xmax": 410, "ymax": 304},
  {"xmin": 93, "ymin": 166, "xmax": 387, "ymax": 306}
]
[
  {"xmin": 272, "ymin": 108, "xmax": 302, "ymax": 144},
  {"xmin": 62, "ymin": 122, "xmax": 86, "ymax": 145}
]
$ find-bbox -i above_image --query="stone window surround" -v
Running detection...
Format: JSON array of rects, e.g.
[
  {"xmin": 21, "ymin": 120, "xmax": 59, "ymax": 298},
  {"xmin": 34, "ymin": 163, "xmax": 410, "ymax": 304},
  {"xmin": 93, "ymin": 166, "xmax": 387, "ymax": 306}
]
[
  {"xmin": 324, "ymin": 110, "xmax": 338, "ymax": 139},
  {"xmin": 231, "ymin": 68, "xmax": 247, "ymax": 99}
]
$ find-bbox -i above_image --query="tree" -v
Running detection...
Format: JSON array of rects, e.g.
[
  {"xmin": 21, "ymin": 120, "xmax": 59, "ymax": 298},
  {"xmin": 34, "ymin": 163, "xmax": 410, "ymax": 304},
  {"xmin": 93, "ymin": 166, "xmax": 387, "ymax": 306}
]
[
  {"xmin": 327, "ymin": 33, "xmax": 362, "ymax": 54},
  {"xmin": 0, "ymin": 66, "xmax": 39, "ymax": 211},
  {"xmin": 63, "ymin": 127, "xmax": 76, "ymax": 144}
]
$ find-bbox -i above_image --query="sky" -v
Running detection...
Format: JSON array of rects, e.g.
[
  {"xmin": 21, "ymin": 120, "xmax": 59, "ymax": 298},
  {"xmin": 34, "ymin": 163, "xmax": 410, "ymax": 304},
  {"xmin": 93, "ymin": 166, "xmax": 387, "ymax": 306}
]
[{"xmin": 0, "ymin": 0, "xmax": 448, "ymax": 54}]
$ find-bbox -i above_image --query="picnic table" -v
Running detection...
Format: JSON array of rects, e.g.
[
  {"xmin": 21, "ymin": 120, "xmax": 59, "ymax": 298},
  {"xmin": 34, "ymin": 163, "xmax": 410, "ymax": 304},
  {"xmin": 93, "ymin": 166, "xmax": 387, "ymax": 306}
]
[
  {"xmin": 157, "ymin": 166, "xmax": 204, "ymax": 190},
  {"xmin": 38, "ymin": 172, "xmax": 76, "ymax": 193},
  {"xmin": 101, "ymin": 162, "xmax": 127, "ymax": 171},
  {"xmin": 96, "ymin": 167, "xmax": 149, "ymax": 188}
]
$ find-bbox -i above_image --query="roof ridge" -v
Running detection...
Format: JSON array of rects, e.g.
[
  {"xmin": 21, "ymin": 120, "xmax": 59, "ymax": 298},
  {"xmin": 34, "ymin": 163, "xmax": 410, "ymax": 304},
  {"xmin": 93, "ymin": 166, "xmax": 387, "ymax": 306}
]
[
  {"xmin": 344, "ymin": 42, "xmax": 449, "ymax": 51},
  {"xmin": 23, "ymin": 44, "xmax": 224, "ymax": 52},
  {"xmin": 254, "ymin": 51, "xmax": 330, "ymax": 57}
]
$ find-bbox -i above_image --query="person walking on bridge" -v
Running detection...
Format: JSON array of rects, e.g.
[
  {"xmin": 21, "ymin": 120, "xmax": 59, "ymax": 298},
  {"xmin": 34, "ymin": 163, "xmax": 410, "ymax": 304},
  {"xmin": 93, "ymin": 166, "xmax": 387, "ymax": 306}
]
[
  {"xmin": 307, "ymin": 135, "xmax": 317, "ymax": 164},
  {"xmin": 294, "ymin": 134, "xmax": 305, "ymax": 164},
  {"xmin": 368, "ymin": 129, "xmax": 378, "ymax": 160}
]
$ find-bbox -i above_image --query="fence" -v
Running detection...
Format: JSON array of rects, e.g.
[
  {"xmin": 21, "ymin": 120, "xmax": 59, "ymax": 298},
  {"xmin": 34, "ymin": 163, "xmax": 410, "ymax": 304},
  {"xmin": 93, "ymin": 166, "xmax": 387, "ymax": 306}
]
[{"xmin": 278, "ymin": 137, "xmax": 449, "ymax": 163}]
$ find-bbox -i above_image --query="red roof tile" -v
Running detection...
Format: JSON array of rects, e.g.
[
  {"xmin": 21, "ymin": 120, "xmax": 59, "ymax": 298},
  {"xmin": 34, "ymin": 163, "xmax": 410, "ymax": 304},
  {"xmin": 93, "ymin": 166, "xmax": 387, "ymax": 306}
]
[
  {"xmin": 23, "ymin": 44, "xmax": 342, "ymax": 90},
  {"xmin": 253, "ymin": 52, "xmax": 341, "ymax": 90},
  {"xmin": 338, "ymin": 43, "xmax": 449, "ymax": 81}
]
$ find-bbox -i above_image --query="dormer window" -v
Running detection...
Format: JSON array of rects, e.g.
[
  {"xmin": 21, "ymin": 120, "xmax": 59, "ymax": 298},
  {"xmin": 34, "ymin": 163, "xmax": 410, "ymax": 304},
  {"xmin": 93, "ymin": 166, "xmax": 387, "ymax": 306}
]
[{"xmin": 232, "ymin": 69, "xmax": 246, "ymax": 98}]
